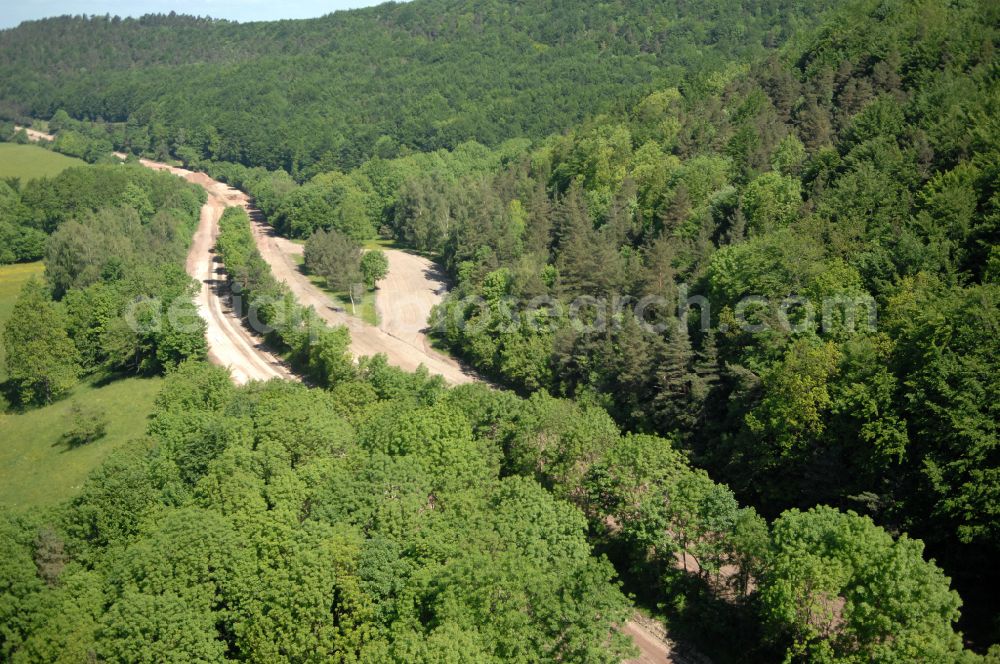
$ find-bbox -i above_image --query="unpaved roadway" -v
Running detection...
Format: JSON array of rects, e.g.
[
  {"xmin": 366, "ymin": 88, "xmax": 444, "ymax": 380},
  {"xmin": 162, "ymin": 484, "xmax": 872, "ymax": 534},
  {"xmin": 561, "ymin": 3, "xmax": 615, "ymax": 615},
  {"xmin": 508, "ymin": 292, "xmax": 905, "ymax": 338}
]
[
  {"xmin": 13, "ymin": 125, "xmax": 55, "ymax": 142},
  {"xmin": 13, "ymin": 124, "xmax": 290, "ymax": 384},
  {"xmin": 133, "ymin": 158, "xmax": 292, "ymax": 384},
  {"xmin": 249, "ymin": 220, "xmax": 476, "ymax": 384},
  {"xmin": 624, "ymin": 620, "xmax": 673, "ymax": 663},
  {"xmin": 375, "ymin": 250, "xmax": 451, "ymax": 352}
]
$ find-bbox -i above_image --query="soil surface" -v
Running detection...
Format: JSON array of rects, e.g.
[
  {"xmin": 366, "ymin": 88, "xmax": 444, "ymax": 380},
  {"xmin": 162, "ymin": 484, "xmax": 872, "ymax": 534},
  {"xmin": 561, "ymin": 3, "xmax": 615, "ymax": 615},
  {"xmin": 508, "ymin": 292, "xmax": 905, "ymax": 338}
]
[
  {"xmin": 249, "ymin": 220, "xmax": 477, "ymax": 384},
  {"xmin": 133, "ymin": 157, "xmax": 293, "ymax": 384},
  {"xmin": 15, "ymin": 126, "xmax": 55, "ymax": 142},
  {"xmin": 623, "ymin": 620, "xmax": 675, "ymax": 663}
]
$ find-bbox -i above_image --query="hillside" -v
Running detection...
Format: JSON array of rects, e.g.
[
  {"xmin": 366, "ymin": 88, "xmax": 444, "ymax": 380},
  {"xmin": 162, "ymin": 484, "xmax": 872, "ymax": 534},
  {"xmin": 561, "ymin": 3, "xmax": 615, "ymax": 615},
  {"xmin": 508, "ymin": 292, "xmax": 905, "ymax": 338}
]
[
  {"xmin": 0, "ymin": 0, "xmax": 998, "ymax": 660},
  {"xmin": 0, "ymin": 0, "xmax": 837, "ymax": 172}
]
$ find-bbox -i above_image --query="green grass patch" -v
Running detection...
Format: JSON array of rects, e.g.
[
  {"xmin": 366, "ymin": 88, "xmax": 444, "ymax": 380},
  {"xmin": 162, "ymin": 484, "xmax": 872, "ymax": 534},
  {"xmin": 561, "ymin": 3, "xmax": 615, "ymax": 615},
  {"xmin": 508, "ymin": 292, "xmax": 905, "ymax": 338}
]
[
  {"xmin": 0, "ymin": 142, "xmax": 85, "ymax": 180},
  {"xmin": 362, "ymin": 238, "xmax": 400, "ymax": 251},
  {"xmin": 0, "ymin": 375, "xmax": 162, "ymax": 510},
  {"xmin": 0, "ymin": 262, "xmax": 44, "ymax": 383},
  {"xmin": 292, "ymin": 253, "xmax": 379, "ymax": 326}
]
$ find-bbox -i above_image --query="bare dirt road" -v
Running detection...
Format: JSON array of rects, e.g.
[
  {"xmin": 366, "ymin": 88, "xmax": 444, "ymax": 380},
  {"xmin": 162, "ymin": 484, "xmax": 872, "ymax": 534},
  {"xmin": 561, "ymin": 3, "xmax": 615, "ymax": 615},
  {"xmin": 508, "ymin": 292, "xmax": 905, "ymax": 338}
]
[
  {"xmin": 13, "ymin": 127, "xmax": 289, "ymax": 384},
  {"xmin": 375, "ymin": 249, "xmax": 451, "ymax": 352},
  {"xmin": 623, "ymin": 614, "xmax": 714, "ymax": 664},
  {"xmin": 624, "ymin": 620, "xmax": 674, "ymax": 663},
  {"xmin": 14, "ymin": 125, "xmax": 55, "ymax": 142},
  {"xmin": 125, "ymin": 156, "xmax": 292, "ymax": 385},
  {"xmin": 21, "ymin": 126, "xmax": 687, "ymax": 661},
  {"xmin": 250, "ymin": 220, "xmax": 476, "ymax": 384}
]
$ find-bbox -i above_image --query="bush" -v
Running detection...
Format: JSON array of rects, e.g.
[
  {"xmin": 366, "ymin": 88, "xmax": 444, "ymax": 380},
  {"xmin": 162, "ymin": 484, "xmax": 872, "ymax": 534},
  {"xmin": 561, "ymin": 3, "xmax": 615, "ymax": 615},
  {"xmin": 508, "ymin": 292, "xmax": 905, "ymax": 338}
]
[{"xmin": 62, "ymin": 402, "xmax": 108, "ymax": 447}]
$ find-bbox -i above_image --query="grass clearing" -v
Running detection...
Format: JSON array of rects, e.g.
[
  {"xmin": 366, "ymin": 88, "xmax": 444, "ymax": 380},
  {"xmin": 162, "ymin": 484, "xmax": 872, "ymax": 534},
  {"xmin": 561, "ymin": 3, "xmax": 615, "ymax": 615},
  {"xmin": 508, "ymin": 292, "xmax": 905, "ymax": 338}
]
[
  {"xmin": 0, "ymin": 262, "xmax": 44, "ymax": 383},
  {"xmin": 0, "ymin": 375, "xmax": 162, "ymax": 510},
  {"xmin": 362, "ymin": 238, "xmax": 400, "ymax": 251},
  {"xmin": 0, "ymin": 142, "xmax": 85, "ymax": 180}
]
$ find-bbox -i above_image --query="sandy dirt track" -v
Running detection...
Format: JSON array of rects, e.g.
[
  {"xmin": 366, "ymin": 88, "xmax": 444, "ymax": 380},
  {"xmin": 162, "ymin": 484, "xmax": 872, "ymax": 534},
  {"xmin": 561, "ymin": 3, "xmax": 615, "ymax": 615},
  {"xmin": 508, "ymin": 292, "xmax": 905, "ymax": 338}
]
[
  {"xmin": 13, "ymin": 126, "xmax": 291, "ymax": 384},
  {"xmin": 13, "ymin": 125, "xmax": 55, "ymax": 142},
  {"xmin": 375, "ymin": 250, "xmax": 451, "ymax": 351},
  {"xmin": 623, "ymin": 620, "xmax": 673, "ymax": 663},
  {"xmin": 125, "ymin": 156, "xmax": 293, "ymax": 384},
  {"xmin": 250, "ymin": 220, "xmax": 476, "ymax": 384}
]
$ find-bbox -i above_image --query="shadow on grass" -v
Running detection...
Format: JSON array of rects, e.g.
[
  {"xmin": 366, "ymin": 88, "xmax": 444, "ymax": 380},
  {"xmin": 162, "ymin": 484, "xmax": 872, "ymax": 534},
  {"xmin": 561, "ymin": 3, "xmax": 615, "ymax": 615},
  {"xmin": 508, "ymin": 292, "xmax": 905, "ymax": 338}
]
[{"xmin": 0, "ymin": 371, "xmax": 142, "ymax": 415}]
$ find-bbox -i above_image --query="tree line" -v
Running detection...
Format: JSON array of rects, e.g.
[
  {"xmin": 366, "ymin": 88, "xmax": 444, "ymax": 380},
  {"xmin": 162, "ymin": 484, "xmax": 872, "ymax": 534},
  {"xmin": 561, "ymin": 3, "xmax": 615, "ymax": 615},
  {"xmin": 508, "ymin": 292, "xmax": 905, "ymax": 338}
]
[
  {"xmin": 0, "ymin": 0, "xmax": 997, "ymax": 656},
  {"xmin": 0, "ymin": 354, "xmax": 982, "ymax": 662},
  {"xmin": 184, "ymin": 0, "xmax": 999, "ymax": 649},
  {"xmin": 179, "ymin": 4, "xmax": 999, "ymax": 642},
  {"xmin": 2, "ymin": 164, "xmax": 208, "ymax": 405}
]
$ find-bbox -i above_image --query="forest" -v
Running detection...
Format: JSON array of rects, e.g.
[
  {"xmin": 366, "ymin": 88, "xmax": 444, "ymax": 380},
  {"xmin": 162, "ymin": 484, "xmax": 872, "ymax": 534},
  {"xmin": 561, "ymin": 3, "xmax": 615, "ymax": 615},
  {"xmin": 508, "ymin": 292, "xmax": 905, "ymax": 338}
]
[
  {"xmin": 0, "ymin": 0, "xmax": 839, "ymax": 172},
  {"xmin": 0, "ymin": 0, "xmax": 998, "ymax": 660},
  {"xmin": 1, "ymin": 164, "xmax": 207, "ymax": 404}
]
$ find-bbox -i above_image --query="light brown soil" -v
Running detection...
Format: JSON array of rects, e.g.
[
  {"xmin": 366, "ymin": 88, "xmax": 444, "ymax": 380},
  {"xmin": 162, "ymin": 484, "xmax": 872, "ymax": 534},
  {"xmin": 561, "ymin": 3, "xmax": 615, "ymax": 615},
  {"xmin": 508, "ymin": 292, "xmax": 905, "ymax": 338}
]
[
  {"xmin": 14, "ymin": 125, "xmax": 55, "ymax": 142},
  {"xmin": 623, "ymin": 619, "xmax": 675, "ymax": 663},
  {"xmin": 130, "ymin": 157, "xmax": 293, "ymax": 385},
  {"xmin": 375, "ymin": 249, "xmax": 450, "ymax": 349},
  {"xmin": 250, "ymin": 220, "xmax": 477, "ymax": 384}
]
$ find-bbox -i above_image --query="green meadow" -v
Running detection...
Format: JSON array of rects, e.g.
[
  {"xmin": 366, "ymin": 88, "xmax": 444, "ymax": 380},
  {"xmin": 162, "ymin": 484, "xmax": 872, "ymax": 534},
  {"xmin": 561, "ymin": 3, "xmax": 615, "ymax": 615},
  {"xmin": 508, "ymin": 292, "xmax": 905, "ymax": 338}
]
[
  {"xmin": 0, "ymin": 375, "xmax": 162, "ymax": 510},
  {"xmin": 1, "ymin": 262, "xmax": 162, "ymax": 510},
  {"xmin": 0, "ymin": 142, "xmax": 85, "ymax": 180}
]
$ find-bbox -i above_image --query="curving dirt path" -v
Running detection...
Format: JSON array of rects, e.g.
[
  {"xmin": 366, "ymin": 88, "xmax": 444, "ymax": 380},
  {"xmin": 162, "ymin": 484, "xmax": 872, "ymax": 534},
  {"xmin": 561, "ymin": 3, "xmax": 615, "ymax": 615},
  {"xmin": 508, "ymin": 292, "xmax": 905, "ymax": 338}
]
[
  {"xmin": 249, "ymin": 220, "xmax": 476, "ymax": 384},
  {"xmin": 124, "ymin": 156, "xmax": 293, "ymax": 385},
  {"xmin": 624, "ymin": 620, "xmax": 673, "ymax": 663},
  {"xmin": 23, "ymin": 127, "xmax": 686, "ymax": 661},
  {"xmin": 13, "ymin": 127, "xmax": 290, "ymax": 384}
]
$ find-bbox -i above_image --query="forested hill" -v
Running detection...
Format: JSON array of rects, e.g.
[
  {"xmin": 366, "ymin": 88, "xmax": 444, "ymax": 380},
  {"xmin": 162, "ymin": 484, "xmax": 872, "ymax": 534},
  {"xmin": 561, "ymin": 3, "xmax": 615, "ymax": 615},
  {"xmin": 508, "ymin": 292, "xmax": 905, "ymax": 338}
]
[{"xmin": 0, "ymin": 0, "xmax": 836, "ymax": 172}]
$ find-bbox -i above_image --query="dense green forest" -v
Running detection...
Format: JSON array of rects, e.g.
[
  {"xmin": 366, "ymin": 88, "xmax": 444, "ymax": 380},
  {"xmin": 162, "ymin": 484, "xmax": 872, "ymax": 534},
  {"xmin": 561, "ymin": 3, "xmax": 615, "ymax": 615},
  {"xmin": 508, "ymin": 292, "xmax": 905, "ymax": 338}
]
[
  {"xmin": 169, "ymin": 0, "xmax": 1000, "ymax": 646},
  {"xmin": 0, "ymin": 0, "xmax": 839, "ymax": 172},
  {"xmin": 1, "ymin": 0, "xmax": 999, "ymax": 660}
]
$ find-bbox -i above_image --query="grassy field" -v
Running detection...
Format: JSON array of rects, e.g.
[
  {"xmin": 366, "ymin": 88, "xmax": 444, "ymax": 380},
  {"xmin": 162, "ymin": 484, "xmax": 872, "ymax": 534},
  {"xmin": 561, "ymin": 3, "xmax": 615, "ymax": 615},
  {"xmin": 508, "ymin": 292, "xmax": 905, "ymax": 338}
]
[
  {"xmin": 0, "ymin": 262, "xmax": 45, "ymax": 383},
  {"xmin": 0, "ymin": 142, "xmax": 85, "ymax": 180},
  {"xmin": 0, "ymin": 266, "xmax": 164, "ymax": 510},
  {"xmin": 292, "ymin": 253, "xmax": 379, "ymax": 325},
  {"xmin": 0, "ymin": 375, "xmax": 162, "ymax": 510}
]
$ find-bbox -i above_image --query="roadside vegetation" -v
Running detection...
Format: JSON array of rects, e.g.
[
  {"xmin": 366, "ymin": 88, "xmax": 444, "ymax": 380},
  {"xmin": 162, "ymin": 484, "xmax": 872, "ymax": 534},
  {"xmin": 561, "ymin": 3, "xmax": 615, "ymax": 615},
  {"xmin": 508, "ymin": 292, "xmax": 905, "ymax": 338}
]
[
  {"xmin": 302, "ymin": 228, "xmax": 386, "ymax": 325},
  {"xmin": 0, "ymin": 164, "xmax": 207, "ymax": 407},
  {"xmin": 295, "ymin": 249, "xmax": 379, "ymax": 326}
]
